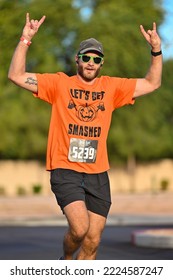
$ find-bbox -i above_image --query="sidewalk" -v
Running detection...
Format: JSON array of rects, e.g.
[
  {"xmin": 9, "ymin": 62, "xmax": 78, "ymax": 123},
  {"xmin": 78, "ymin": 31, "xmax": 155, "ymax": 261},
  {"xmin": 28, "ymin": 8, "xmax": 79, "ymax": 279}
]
[{"xmin": 0, "ymin": 192, "xmax": 173, "ymax": 226}]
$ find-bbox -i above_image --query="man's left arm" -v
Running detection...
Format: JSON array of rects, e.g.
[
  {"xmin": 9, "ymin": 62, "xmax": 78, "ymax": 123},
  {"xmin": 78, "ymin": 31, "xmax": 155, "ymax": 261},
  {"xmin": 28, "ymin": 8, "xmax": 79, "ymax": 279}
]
[{"xmin": 133, "ymin": 22, "xmax": 162, "ymax": 98}]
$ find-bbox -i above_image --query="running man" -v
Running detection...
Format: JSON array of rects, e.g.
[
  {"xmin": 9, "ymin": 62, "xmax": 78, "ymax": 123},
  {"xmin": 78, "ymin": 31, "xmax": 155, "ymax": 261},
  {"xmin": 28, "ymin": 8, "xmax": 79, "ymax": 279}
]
[{"xmin": 8, "ymin": 13, "xmax": 162, "ymax": 260}]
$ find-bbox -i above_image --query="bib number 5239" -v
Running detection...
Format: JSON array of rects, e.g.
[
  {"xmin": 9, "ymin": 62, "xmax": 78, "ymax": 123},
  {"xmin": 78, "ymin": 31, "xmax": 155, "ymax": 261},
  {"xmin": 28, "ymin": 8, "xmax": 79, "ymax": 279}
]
[
  {"xmin": 72, "ymin": 146, "xmax": 95, "ymax": 160},
  {"xmin": 68, "ymin": 138, "xmax": 98, "ymax": 163}
]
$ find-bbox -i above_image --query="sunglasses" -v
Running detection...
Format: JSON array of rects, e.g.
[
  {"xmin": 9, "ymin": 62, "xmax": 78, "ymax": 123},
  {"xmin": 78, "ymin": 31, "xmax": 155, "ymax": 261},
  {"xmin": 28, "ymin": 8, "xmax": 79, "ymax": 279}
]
[{"xmin": 78, "ymin": 54, "xmax": 103, "ymax": 64}]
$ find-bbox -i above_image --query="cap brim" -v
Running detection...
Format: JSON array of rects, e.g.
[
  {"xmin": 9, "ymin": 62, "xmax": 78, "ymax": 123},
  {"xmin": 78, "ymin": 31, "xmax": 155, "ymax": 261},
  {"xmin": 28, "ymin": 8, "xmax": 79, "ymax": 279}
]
[{"xmin": 79, "ymin": 47, "xmax": 104, "ymax": 56}]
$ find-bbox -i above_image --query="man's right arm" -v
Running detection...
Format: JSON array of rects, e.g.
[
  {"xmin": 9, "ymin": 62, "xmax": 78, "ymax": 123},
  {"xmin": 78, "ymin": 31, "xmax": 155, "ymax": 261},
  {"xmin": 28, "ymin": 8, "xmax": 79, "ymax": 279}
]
[
  {"xmin": 8, "ymin": 40, "xmax": 38, "ymax": 93},
  {"xmin": 8, "ymin": 13, "xmax": 46, "ymax": 93}
]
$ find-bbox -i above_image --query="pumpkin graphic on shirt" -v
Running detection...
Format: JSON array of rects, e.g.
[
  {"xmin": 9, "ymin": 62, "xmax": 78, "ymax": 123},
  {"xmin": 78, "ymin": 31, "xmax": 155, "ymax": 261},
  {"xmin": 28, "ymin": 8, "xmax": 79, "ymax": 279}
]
[{"xmin": 68, "ymin": 100, "xmax": 105, "ymax": 122}]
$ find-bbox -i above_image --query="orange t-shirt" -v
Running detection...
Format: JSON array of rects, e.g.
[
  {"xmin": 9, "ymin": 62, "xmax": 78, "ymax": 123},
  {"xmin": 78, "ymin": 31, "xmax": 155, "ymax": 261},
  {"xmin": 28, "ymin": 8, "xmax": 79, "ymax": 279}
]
[{"xmin": 34, "ymin": 72, "xmax": 136, "ymax": 173}]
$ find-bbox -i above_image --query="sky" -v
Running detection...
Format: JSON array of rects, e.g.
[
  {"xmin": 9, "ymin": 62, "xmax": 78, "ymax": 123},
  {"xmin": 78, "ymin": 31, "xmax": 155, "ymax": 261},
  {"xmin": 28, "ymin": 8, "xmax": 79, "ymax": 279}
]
[{"xmin": 159, "ymin": 0, "xmax": 173, "ymax": 60}]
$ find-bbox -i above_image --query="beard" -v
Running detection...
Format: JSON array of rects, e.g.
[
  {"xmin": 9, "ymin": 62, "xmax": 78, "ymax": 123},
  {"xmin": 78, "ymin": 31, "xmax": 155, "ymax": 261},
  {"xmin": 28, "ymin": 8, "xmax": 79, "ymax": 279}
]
[{"xmin": 77, "ymin": 64, "xmax": 101, "ymax": 82}]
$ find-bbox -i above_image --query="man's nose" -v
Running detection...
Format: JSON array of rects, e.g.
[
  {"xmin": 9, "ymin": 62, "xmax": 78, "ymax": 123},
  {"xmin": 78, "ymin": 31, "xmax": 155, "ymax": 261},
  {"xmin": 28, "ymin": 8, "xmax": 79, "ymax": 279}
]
[{"xmin": 88, "ymin": 59, "xmax": 94, "ymax": 65}]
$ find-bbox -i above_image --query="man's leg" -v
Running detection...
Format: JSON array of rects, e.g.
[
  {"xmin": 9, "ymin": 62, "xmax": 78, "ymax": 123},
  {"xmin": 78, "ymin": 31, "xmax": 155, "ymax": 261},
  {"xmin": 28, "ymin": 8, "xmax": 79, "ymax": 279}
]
[
  {"xmin": 76, "ymin": 211, "xmax": 107, "ymax": 260},
  {"xmin": 63, "ymin": 200, "xmax": 90, "ymax": 260}
]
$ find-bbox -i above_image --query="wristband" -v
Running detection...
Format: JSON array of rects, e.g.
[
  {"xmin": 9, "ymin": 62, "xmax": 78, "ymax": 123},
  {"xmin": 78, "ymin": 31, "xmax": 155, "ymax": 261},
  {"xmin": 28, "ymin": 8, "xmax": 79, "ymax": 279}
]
[
  {"xmin": 20, "ymin": 36, "xmax": 32, "ymax": 46},
  {"xmin": 151, "ymin": 50, "xmax": 162, "ymax": 56}
]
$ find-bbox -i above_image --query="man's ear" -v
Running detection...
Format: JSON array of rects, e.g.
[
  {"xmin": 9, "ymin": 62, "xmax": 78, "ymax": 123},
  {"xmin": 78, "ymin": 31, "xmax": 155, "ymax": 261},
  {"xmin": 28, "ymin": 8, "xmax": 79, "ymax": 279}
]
[
  {"xmin": 100, "ymin": 59, "xmax": 104, "ymax": 67},
  {"xmin": 75, "ymin": 55, "xmax": 79, "ymax": 64}
]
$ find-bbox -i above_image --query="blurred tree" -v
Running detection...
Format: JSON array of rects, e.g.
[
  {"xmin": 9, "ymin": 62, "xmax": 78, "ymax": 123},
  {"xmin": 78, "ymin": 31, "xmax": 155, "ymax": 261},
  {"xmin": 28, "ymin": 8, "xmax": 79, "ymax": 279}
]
[
  {"xmin": 74, "ymin": 0, "xmax": 163, "ymax": 76},
  {"xmin": 73, "ymin": 0, "xmax": 170, "ymax": 165},
  {"xmin": 108, "ymin": 57, "xmax": 173, "ymax": 165},
  {"xmin": 0, "ymin": 0, "xmax": 80, "ymax": 160}
]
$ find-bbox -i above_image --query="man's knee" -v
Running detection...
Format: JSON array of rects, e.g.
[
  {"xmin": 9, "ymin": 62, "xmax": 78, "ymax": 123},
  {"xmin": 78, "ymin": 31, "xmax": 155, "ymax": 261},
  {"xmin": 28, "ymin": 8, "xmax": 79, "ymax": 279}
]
[
  {"xmin": 70, "ymin": 222, "xmax": 89, "ymax": 241},
  {"xmin": 84, "ymin": 234, "xmax": 101, "ymax": 251}
]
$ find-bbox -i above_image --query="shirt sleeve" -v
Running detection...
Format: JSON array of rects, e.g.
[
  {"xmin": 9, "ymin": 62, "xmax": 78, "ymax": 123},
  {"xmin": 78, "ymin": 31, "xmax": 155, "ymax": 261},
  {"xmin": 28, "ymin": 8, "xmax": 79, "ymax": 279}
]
[
  {"xmin": 33, "ymin": 72, "xmax": 62, "ymax": 104},
  {"xmin": 112, "ymin": 77, "xmax": 137, "ymax": 109}
]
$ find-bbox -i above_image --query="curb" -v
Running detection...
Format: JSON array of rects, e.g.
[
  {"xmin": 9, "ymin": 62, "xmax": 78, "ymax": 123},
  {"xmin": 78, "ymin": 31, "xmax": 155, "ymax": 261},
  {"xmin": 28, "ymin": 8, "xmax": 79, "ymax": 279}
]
[
  {"xmin": 1, "ymin": 214, "xmax": 173, "ymax": 227},
  {"xmin": 132, "ymin": 229, "xmax": 173, "ymax": 248}
]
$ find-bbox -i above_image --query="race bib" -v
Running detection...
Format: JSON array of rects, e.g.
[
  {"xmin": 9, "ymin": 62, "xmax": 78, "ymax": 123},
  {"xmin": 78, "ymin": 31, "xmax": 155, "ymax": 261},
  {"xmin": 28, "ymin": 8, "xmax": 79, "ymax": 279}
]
[{"xmin": 68, "ymin": 138, "xmax": 98, "ymax": 163}]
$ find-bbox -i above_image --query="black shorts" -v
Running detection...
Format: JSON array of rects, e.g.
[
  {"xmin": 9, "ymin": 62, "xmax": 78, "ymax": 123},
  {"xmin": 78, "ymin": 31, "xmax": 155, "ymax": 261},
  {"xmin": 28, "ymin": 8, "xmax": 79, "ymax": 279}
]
[{"xmin": 50, "ymin": 168, "xmax": 112, "ymax": 218}]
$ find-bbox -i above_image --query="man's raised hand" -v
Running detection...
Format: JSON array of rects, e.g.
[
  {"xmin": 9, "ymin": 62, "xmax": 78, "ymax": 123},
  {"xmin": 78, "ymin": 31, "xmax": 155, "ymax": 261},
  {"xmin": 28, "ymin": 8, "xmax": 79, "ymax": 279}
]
[
  {"xmin": 140, "ymin": 22, "xmax": 161, "ymax": 51},
  {"xmin": 22, "ymin": 13, "xmax": 46, "ymax": 41}
]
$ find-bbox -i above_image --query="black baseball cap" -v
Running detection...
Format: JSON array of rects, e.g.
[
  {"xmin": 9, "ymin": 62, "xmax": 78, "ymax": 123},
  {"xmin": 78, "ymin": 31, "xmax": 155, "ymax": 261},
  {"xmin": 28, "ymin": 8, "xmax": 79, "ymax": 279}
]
[{"xmin": 77, "ymin": 38, "xmax": 104, "ymax": 57}]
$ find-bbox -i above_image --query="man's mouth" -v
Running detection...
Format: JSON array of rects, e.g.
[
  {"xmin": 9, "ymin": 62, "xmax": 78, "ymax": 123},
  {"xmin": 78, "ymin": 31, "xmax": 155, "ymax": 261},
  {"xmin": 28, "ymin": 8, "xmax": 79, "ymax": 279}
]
[{"xmin": 86, "ymin": 67, "xmax": 94, "ymax": 71}]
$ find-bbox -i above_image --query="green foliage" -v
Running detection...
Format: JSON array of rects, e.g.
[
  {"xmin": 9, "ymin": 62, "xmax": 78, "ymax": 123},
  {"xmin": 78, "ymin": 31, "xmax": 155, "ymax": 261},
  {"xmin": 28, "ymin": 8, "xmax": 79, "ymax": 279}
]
[
  {"xmin": 1, "ymin": 0, "xmax": 173, "ymax": 164},
  {"xmin": 32, "ymin": 184, "xmax": 42, "ymax": 194},
  {"xmin": 74, "ymin": 0, "xmax": 163, "ymax": 77},
  {"xmin": 0, "ymin": 0, "xmax": 80, "ymax": 160},
  {"xmin": 160, "ymin": 178, "xmax": 169, "ymax": 191},
  {"xmin": 17, "ymin": 185, "xmax": 27, "ymax": 196}
]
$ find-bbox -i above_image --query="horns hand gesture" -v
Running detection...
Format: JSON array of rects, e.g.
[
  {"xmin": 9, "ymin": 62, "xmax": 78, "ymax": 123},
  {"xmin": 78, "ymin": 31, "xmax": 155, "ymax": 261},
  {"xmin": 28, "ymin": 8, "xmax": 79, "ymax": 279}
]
[
  {"xmin": 140, "ymin": 22, "xmax": 161, "ymax": 51},
  {"xmin": 22, "ymin": 13, "xmax": 46, "ymax": 41}
]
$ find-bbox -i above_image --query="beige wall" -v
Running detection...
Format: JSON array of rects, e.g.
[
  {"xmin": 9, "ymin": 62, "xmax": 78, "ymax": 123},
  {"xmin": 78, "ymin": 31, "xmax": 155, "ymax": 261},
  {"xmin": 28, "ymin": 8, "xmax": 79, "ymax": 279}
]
[
  {"xmin": 0, "ymin": 160, "xmax": 50, "ymax": 196},
  {"xmin": 109, "ymin": 159, "xmax": 173, "ymax": 193},
  {"xmin": 0, "ymin": 159, "xmax": 173, "ymax": 196}
]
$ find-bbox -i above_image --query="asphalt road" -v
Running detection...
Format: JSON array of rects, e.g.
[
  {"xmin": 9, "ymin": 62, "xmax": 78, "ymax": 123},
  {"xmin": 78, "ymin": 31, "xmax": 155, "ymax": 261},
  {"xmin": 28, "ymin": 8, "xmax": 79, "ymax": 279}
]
[{"xmin": 0, "ymin": 224, "xmax": 173, "ymax": 260}]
